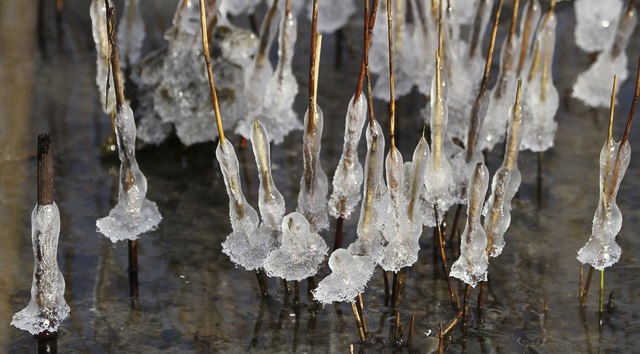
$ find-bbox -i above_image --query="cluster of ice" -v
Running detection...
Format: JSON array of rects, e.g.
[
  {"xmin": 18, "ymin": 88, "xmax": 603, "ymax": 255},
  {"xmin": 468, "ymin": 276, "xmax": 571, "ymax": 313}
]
[
  {"xmin": 483, "ymin": 95, "xmax": 525, "ymax": 257},
  {"xmin": 573, "ymin": 5, "xmax": 637, "ymax": 108},
  {"xmin": 97, "ymin": 104, "xmax": 162, "ymax": 242},
  {"xmin": 329, "ymin": 95, "xmax": 367, "ymax": 220},
  {"xmin": 348, "ymin": 121, "xmax": 389, "ymax": 264},
  {"xmin": 117, "ymin": 0, "xmax": 145, "ymax": 70},
  {"xmin": 90, "ymin": 0, "xmax": 116, "ymax": 114},
  {"xmin": 450, "ymin": 162, "xmax": 489, "ymax": 287},
  {"xmin": 577, "ymin": 139, "xmax": 631, "ymax": 270},
  {"xmin": 297, "ymin": 105, "xmax": 329, "ymax": 232},
  {"xmin": 521, "ymin": 9, "xmax": 559, "ymax": 152},
  {"xmin": 263, "ymin": 212, "xmax": 329, "ymax": 281},
  {"xmin": 11, "ymin": 203, "xmax": 70, "ymax": 335},
  {"xmin": 313, "ymin": 249, "xmax": 376, "ymax": 304},
  {"xmin": 218, "ymin": 139, "xmax": 272, "ymax": 271},
  {"xmin": 574, "ymin": 0, "xmax": 623, "ymax": 53}
]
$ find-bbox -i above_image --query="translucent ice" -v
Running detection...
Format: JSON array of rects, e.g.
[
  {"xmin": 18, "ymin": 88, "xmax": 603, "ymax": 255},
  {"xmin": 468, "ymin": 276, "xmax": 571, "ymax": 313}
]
[
  {"xmin": 574, "ymin": 0, "xmax": 623, "ymax": 53},
  {"xmin": 90, "ymin": 0, "xmax": 116, "ymax": 114},
  {"xmin": 521, "ymin": 10, "xmax": 559, "ymax": 152},
  {"xmin": 407, "ymin": 135, "xmax": 433, "ymax": 227},
  {"xmin": 263, "ymin": 212, "xmax": 329, "ymax": 281},
  {"xmin": 297, "ymin": 105, "xmax": 329, "ymax": 232},
  {"xmin": 97, "ymin": 104, "xmax": 162, "ymax": 242},
  {"xmin": 117, "ymin": 0, "xmax": 145, "ymax": 69},
  {"xmin": 217, "ymin": 139, "xmax": 273, "ymax": 271},
  {"xmin": 219, "ymin": 0, "xmax": 261, "ymax": 17},
  {"xmin": 329, "ymin": 95, "xmax": 367, "ymax": 219},
  {"xmin": 313, "ymin": 249, "xmax": 376, "ymax": 304},
  {"xmin": 11, "ymin": 203, "xmax": 70, "ymax": 335},
  {"xmin": 577, "ymin": 140, "xmax": 631, "ymax": 270},
  {"xmin": 450, "ymin": 163, "xmax": 489, "ymax": 287},
  {"xmin": 348, "ymin": 121, "xmax": 389, "ymax": 264},
  {"xmin": 251, "ymin": 120, "xmax": 286, "ymax": 237},
  {"xmin": 573, "ymin": 6, "xmax": 636, "ymax": 108},
  {"xmin": 308, "ymin": 0, "xmax": 357, "ymax": 34}
]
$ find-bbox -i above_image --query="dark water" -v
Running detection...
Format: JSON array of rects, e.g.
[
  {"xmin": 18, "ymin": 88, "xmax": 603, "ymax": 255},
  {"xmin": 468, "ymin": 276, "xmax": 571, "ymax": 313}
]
[{"xmin": 1, "ymin": 0, "xmax": 640, "ymax": 352}]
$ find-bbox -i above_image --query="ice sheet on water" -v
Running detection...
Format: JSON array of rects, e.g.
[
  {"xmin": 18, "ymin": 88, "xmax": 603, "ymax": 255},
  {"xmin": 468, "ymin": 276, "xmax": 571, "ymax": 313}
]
[
  {"xmin": 574, "ymin": 0, "xmax": 623, "ymax": 53},
  {"xmin": 450, "ymin": 163, "xmax": 489, "ymax": 287},
  {"xmin": 117, "ymin": 0, "xmax": 145, "ymax": 69},
  {"xmin": 264, "ymin": 213, "xmax": 329, "ymax": 281},
  {"xmin": 521, "ymin": 12, "xmax": 559, "ymax": 153},
  {"xmin": 297, "ymin": 105, "xmax": 329, "ymax": 232},
  {"xmin": 11, "ymin": 203, "xmax": 70, "ymax": 335},
  {"xmin": 307, "ymin": 0, "xmax": 357, "ymax": 34},
  {"xmin": 348, "ymin": 121, "xmax": 389, "ymax": 264},
  {"xmin": 90, "ymin": 0, "xmax": 116, "ymax": 114},
  {"xmin": 329, "ymin": 95, "xmax": 367, "ymax": 219},
  {"xmin": 313, "ymin": 249, "xmax": 376, "ymax": 304},
  {"xmin": 251, "ymin": 121, "xmax": 286, "ymax": 236},
  {"xmin": 97, "ymin": 104, "xmax": 162, "ymax": 242},
  {"xmin": 577, "ymin": 140, "xmax": 631, "ymax": 270}
]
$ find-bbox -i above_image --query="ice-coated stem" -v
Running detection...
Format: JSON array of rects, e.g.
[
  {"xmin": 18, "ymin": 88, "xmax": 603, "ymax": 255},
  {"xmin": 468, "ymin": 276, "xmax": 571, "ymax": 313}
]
[{"xmin": 516, "ymin": 0, "xmax": 541, "ymax": 75}]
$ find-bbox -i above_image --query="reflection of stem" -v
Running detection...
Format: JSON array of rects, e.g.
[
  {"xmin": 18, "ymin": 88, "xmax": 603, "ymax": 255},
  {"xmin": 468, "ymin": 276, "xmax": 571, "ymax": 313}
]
[{"xmin": 580, "ymin": 266, "xmax": 594, "ymax": 306}]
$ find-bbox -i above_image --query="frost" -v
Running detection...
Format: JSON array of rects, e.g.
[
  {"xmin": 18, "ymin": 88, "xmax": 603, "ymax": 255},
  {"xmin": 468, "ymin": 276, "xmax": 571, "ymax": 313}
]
[{"xmin": 313, "ymin": 249, "xmax": 376, "ymax": 304}]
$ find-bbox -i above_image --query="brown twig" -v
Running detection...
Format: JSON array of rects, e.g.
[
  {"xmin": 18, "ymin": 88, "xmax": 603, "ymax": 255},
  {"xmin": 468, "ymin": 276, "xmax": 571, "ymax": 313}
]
[
  {"xmin": 580, "ymin": 266, "xmax": 594, "ymax": 306},
  {"xmin": 37, "ymin": 134, "xmax": 53, "ymax": 206},
  {"xmin": 435, "ymin": 205, "xmax": 460, "ymax": 311},
  {"xmin": 386, "ymin": 0, "xmax": 397, "ymax": 150},
  {"xmin": 308, "ymin": 0, "xmax": 320, "ymax": 134},
  {"xmin": 516, "ymin": 0, "xmax": 537, "ymax": 75},
  {"xmin": 438, "ymin": 322, "xmax": 444, "ymax": 354},
  {"xmin": 105, "ymin": 2, "xmax": 125, "ymax": 109},
  {"xmin": 352, "ymin": 301, "xmax": 366, "ymax": 343},
  {"xmin": 365, "ymin": 0, "xmax": 380, "ymax": 126}
]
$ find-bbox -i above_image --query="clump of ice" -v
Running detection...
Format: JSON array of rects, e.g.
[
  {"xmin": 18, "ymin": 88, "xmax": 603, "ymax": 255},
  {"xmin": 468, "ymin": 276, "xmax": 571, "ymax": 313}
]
[
  {"xmin": 90, "ymin": 0, "xmax": 116, "ymax": 114},
  {"xmin": 574, "ymin": 5, "xmax": 637, "ymax": 108},
  {"xmin": 263, "ymin": 212, "xmax": 329, "ymax": 281},
  {"xmin": 117, "ymin": 0, "xmax": 145, "ymax": 70},
  {"xmin": 450, "ymin": 163, "xmax": 489, "ymax": 287},
  {"xmin": 297, "ymin": 105, "xmax": 329, "ymax": 232},
  {"xmin": 313, "ymin": 249, "xmax": 376, "ymax": 304},
  {"xmin": 577, "ymin": 140, "xmax": 631, "ymax": 270},
  {"xmin": 348, "ymin": 121, "xmax": 389, "ymax": 264},
  {"xmin": 329, "ymin": 95, "xmax": 367, "ymax": 219},
  {"xmin": 521, "ymin": 11, "xmax": 559, "ymax": 152},
  {"xmin": 11, "ymin": 203, "xmax": 70, "ymax": 335},
  {"xmin": 217, "ymin": 139, "xmax": 273, "ymax": 271},
  {"xmin": 574, "ymin": 0, "xmax": 623, "ymax": 53},
  {"xmin": 97, "ymin": 104, "xmax": 162, "ymax": 242}
]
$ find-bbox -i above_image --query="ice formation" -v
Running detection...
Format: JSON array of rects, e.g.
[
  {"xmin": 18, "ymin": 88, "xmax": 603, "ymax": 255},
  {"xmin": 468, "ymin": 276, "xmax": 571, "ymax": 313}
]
[
  {"xmin": 96, "ymin": 104, "xmax": 162, "ymax": 242},
  {"xmin": 250, "ymin": 120, "xmax": 286, "ymax": 238},
  {"xmin": 329, "ymin": 95, "xmax": 367, "ymax": 220},
  {"xmin": 307, "ymin": 0, "xmax": 357, "ymax": 34},
  {"xmin": 218, "ymin": 139, "xmax": 272, "ymax": 271},
  {"xmin": 90, "ymin": 0, "xmax": 116, "ymax": 114},
  {"xmin": 577, "ymin": 139, "xmax": 631, "ymax": 270},
  {"xmin": 521, "ymin": 8, "xmax": 559, "ymax": 152},
  {"xmin": 574, "ymin": 0, "xmax": 623, "ymax": 53},
  {"xmin": 297, "ymin": 105, "xmax": 329, "ymax": 232},
  {"xmin": 348, "ymin": 121, "xmax": 389, "ymax": 264},
  {"xmin": 117, "ymin": 0, "xmax": 145, "ymax": 69},
  {"xmin": 450, "ymin": 163, "xmax": 490, "ymax": 287},
  {"xmin": 11, "ymin": 203, "xmax": 70, "ymax": 335},
  {"xmin": 219, "ymin": 0, "xmax": 261, "ymax": 17},
  {"xmin": 573, "ymin": 5, "xmax": 637, "ymax": 108},
  {"xmin": 407, "ymin": 136, "xmax": 434, "ymax": 227},
  {"xmin": 483, "ymin": 92, "xmax": 525, "ymax": 257},
  {"xmin": 263, "ymin": 212, "xmax": 329, "ymax": 281},
  {"xmin": 313, "ymin": 249, "xmax": 376, "ymax": 304}
]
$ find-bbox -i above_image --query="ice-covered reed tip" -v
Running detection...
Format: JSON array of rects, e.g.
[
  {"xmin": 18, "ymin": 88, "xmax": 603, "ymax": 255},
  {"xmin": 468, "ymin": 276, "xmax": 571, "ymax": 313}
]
[{"xmin": 313, "ymin": 249, "xmax": 375, "ymax": 304}]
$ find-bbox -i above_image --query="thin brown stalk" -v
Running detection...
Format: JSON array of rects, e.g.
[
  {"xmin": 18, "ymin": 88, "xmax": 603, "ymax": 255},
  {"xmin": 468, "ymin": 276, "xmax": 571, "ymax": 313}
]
[
  {"xmin": 198, "ymin": 0, "xmax": 225, "ymax": 143},
  {"xmin": 517, "ymin": 0, "xmax": 538, "ymax": 75},
  {"xmin": 505, "ymin": 79, "xmax": 523, "ymax": 170},
  {"xmin": 480, "ymin": 0, "xmax": 504, "ymax": 94},
  {"xmin": 105, "ymin": 3, "xmax": 125, "ymax": 109},
  {"xmin": 357, "ymin": 293, "xmax": 368, "ymax": 334},
  {"xmin": 599, "ymin": 270, "xmax": 605, "ymax": 313},
  {"xmin": 37, "ymin": 134, "xmax": 53, "ymax": 206},
  {"xmin": 256, "ymin": 0, "xmax": 280, "ymax": 66},
  {"xmin": 580, "ymin": 266, "xmax": 594, "ymax": 306},
  {"xmin": 365, "ymin": 0, "xmax": 380, "ymax": 126},
  {"xmin": 438, "ymin": 322, "xmax": 444, "ymax": 354},
  {"xmin": 408, "ymin": 314, "xmax": 415, "ymax": 347},
  {"xmin": 308, "ymin": 0, "xmax": 320, "ymax": 134},
  {"xmin": 354, "ymin": 0, "xmax": 369, "ymax": 99},
  {"xmin": 508, "ymin": 0, "xmax": 520, "ymax": 45},
  {"xmin": 352, "ymin": 301, "xmax": 366, "ymax": 342},
  {"xmin": 435, "ymin": 205, "xmax": 460, "ymax": 311},
  {"xmin": 620, "ymin": 56, "xmax": 640, "ymax": 147},
  {"xmin": 608, "ymin": 76, "xmax": 618, "ymax": 146},
  {"xmin": 387, "ymin": 0, "xmax": 397, "ymax": 150}
]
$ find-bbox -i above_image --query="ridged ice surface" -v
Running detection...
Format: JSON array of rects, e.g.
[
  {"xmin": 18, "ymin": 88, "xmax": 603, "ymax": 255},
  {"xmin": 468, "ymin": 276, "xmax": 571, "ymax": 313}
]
[
  {"xmin": 521, "ymin": 12, "xmax": 559, "ymax": 152},
  {"xmin": 329, "ymin": 95, "xmax": 367, "ymax": 219},
  {"xmin": 97, "ymin": 104, "xmax": 162, "ymax": 242},
  {"xmin": 450, "ymin": 163, "xmax": 489, "ymax": 287},
  {"xmin": 348, "ymin": 121, "xmax": 389, "ymax": 264},
  {"xmin": 263, "ymin": 213, "xmax": 328, "ymax": 281},
  {"xmin": 577, "ymin": 141, "xmax": 631, "ymax": 270},
  {"xmin": 573, "ymin": 7, "xmax": 636, "ymax": 108},
  {"xmin": 217, "ymin": 139, "xmax": 272, "ymax": 271},
  {"xmin": 90, "ymin": 0, "xmax": 116, "ymax": 114},
  {"xmin": 11, "ymin": 203, "xmax": 70, "ymax": 335},
  {"xmin": 117, "ymin": 0, "xmax": 145, "ymax": 69},
  {"xmin": 574, "ymin": 0, "xmax": 623, "ymax": 53},
  {"xmin": 313, "ymin": 249, "xmax": 376, "ymax": 304},
  {"xmin": 297, "ymin": 105, "xmax": 329, "ymax": 232},
  {"xmin": 251, "ymin": 121, "xmax": 285, "ymax": 237}
]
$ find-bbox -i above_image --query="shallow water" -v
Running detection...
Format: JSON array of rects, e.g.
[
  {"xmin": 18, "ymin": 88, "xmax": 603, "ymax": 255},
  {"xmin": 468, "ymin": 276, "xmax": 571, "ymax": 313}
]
[{"xmin": 1, "ymin": 1, "xmax": 640, "ymax": 353}]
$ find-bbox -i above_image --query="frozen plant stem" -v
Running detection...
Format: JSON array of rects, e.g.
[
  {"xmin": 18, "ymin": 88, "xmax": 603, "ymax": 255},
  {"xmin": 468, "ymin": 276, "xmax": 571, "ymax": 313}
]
[
  {"xmin": 435, "ymin": 205, "xmax": 460, "ymax": 311},
  {"xmin": 386, "ymin": 0, "xmax": 396, "ymax": 150},
  {"xmin": 308, "ymin": 0, "xmax": 320, "ymax": 134}
]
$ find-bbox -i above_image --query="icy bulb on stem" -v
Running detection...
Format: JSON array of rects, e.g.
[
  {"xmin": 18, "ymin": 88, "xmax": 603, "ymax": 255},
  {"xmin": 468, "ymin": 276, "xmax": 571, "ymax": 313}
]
[
  {"xmin": 263, "ymin": 212, "xmax": 328, "ymax": 281},
  {"xmin": 450, "ymin": 162, "xmax": 490, "ymax": 287},
  {"xmin": 12, "ymin": 135, "xmax": 70, "ymax": 336},
  {"xmin": 313, "ymin": 249, "xmax": 376, "ymax": 304}
]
